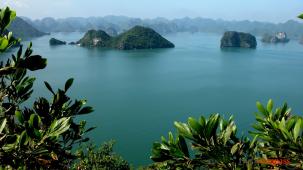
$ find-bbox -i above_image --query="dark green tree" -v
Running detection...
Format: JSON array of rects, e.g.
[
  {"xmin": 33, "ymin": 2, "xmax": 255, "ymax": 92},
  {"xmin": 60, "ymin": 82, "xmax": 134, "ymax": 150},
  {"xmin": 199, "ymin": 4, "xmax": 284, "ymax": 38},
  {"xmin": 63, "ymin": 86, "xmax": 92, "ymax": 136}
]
[
  {"xmin": 0, "ymin": 6, "xmax": 94, "ymax": 169},
  {"xmin": 73, "ymin": 141, "xmax": 130, "ymax": 170},
  {"xmin": 150, "ymin": 100, "xmax": 303, "ymax": 169}
]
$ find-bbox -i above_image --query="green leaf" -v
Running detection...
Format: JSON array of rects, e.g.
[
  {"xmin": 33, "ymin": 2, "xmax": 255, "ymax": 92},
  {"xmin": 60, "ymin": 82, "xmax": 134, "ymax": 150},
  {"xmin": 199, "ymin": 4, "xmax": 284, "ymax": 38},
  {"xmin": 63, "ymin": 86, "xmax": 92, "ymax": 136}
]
[
  {"xmin": 188, "ymin": 117, "xmax": 202, "ymax": 134},
  {"xmin": 7, "ymin": 31, "xmax": 12, "ymax": 40},
  {"xmin": 267, "ymin": 99, "xmax": 273, "ymax": 112},
  {"xmin": 20, "ymin": 55, "xmax": 47, "ymax": 71},
  {"xmin": 48, "ymin": 117, "xmax": 71, "ymax": 137},
  {"xmin": 2, "ymin": 143, "xmax": 16, "ymax": 151},
  {"xmin": 19, "ymin": 131, "xmax": 28, "ymax": 146},
  {"xmin": 0, "ymin": 37, "xmax": 8, "ymax": 51},
  {"xmin": 15, "ymin": 110, "xmax": 24, "ymax": 124},
  {"xmin": 199, "ymin": 116, "xmax": 206, "ymax": 127},
  {"xmin": 65, "ymin": 78, "xmax": 74, "ymax": 91},
  {"xmin": 44, "ymin": 81, "xmax": 55, "ymax": 94},
  {"xmin": 168, "ymin": 132, "xmax": 174, "ymax": 144},
  {"xmin": 78, "ymin": 106, "xmax": 94, "ymax": 115},
  {"xmin": 223, "ymin": 123, "xmax": 234, "ymax": 144},
  {"xmin": 84, "ymin": 127, "xmax": 96, "ymax": 133},
  {"xmin": 29, "ymin": 114, "xmax": 40, "ymax": 129},
  {"xmin": 0, "ymin": 118, "xmax": 7, "ymax": 133},
  {"xmin": 178, "ymin": 135, "xmax": 189, "ymax": 157},
  {"xmin": 1, "ymin": 7, "xmax": 16, "ymax": 30},
  {"xmin": 174, "ymin": 122, "xmax": 193, "ymax": 140},
  {"xmin": 293, "ymin": 118, "xmax": 301, "ymax": 141},
  {"xmin": 231, "ymin": 143, "xmax": 240, "ymax": 155},
  {"xmin": 249, "ymin": 135, "xmax": 258, "ymax": 149},
  {"xmin": 256, "ymin": 101, "xmax": 268, "ymax": 117},
  {"xmin": 17, "ymin": 45, "xmax": 23, "ymax": 58},
  {"xmin": 298, "ymin": 14, "xmax": 303, "ymax": 19},
  {"xmin": 206, "ymin": 114, "xmax": 220, "ymax": 138}
]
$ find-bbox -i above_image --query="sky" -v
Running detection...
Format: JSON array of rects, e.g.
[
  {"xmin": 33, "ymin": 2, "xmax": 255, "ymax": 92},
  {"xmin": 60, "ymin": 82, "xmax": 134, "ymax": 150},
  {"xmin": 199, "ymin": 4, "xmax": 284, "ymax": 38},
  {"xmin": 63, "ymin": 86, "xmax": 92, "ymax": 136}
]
[{"xmin": 1, "ymin": 0, "xmax": 302, "ymax": 23}]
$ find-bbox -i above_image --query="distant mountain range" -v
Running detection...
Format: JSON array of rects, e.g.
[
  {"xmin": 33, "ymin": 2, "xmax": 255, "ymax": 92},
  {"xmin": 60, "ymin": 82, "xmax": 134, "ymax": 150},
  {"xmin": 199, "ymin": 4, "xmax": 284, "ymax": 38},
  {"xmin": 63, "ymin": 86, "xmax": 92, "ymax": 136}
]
[
  {"xmin": 8, "ymin": 17, "xmax": 48, "ymax": 39},
  {"xmin": 14, "ymin": 16, "xmax": 303, "ymax": 40}
]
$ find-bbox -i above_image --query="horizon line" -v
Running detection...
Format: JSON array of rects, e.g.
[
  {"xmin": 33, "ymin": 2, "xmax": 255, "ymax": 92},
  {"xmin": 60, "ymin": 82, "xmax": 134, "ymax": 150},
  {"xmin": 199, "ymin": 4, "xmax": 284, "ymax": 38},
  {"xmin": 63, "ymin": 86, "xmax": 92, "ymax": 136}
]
[{"xmin": 20, "ymin": 15, "xmax": 303, "ymax": 25}]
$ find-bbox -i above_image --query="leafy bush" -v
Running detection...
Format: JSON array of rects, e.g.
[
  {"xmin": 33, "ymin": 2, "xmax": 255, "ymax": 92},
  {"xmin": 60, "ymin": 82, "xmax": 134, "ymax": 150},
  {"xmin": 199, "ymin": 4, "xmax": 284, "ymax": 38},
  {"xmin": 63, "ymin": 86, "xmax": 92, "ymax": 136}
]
[
  {"xmin": 73, "ymin": 141, "xmax": 130, "ymax": 170},
  {"xmin": 0, "ymin": 6, "xmax": 94, "ymax": 169},
  {"xmin": 150, "ymin": 100, "xmax": 303, "ymax": 169}
]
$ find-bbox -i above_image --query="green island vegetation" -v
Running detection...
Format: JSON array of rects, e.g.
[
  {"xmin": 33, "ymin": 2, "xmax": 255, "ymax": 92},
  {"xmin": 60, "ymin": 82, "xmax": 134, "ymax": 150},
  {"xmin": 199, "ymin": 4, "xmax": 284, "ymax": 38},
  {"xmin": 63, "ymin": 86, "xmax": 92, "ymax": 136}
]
[
  {"xmin": 76, "ymin": 26, "xmax": 175, "ymax": 50},
  {"xmin": 1, "ymin": 5, "xmax": 303, "ymax": 170}
]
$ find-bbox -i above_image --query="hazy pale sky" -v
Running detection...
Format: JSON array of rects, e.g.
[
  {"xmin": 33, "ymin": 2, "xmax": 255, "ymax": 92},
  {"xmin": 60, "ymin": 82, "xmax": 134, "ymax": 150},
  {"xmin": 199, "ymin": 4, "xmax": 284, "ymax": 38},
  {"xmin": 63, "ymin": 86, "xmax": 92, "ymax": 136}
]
[{"xmin": 1, "ymin": 0, "xmax": 302, "ymax": 22}]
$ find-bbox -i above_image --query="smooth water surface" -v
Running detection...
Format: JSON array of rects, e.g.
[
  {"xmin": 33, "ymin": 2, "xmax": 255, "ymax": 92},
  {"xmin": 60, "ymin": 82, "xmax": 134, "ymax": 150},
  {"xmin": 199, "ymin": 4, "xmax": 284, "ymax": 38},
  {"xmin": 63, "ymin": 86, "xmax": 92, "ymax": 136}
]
[{"xmin": 4, "ymin": 32, "xmax": 303, "ymax": 166}]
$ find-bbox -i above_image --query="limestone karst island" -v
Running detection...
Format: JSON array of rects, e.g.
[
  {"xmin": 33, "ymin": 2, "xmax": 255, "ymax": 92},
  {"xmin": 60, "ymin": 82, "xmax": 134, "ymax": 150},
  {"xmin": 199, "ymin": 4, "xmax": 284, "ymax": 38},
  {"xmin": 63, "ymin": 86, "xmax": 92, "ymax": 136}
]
[{"xmin": 76, "ymin": 26, "xmax": 175, "ymax": 50}]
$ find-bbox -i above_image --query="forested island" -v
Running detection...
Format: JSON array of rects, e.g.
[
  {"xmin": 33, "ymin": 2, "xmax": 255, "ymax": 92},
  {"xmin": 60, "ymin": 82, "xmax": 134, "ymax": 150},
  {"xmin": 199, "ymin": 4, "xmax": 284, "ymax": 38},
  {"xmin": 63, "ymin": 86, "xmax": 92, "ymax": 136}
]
[{"xmin": 77, "ymin": 26, "xmax": 175, "ymax": 50}]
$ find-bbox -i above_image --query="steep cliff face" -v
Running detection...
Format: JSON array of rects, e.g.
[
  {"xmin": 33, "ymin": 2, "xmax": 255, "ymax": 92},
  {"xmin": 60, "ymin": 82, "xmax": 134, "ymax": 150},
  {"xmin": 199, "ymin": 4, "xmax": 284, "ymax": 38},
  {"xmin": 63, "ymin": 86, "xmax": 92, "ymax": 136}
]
[
  {"xmin": 261, "ymin": 32, "xmax": 290, "ymax": 43},
  {"xmin": 77, "ymin": 30, "xmax": 111, "ymax": 47},
  {"xmin": 220, "ymin": 31, "xmax": 257, "ymax": 48}
]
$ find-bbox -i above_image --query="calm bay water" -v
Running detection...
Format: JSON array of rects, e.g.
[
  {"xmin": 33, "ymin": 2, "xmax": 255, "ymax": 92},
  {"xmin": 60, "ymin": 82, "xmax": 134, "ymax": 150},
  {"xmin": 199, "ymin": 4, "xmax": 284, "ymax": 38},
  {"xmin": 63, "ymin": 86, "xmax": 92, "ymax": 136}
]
[{"xmin": 6, "ymin": 32, "xmax": 303, "ymax": 166}]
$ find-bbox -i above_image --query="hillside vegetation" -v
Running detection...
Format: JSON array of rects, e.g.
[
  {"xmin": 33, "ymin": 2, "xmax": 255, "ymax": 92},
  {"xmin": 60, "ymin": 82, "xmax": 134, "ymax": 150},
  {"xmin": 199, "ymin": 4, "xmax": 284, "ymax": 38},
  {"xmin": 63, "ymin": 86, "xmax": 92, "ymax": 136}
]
[{"xmin": 77, "ymin": 26, "xmax": 174, "ymax": 50}]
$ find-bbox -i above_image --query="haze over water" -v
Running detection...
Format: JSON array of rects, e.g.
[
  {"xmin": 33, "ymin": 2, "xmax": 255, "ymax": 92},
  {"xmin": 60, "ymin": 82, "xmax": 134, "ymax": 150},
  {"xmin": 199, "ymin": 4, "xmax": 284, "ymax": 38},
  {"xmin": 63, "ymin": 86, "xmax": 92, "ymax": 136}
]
[{"xmin": 22, "ymin": 32, "xmax": 303, "ymax": 166}]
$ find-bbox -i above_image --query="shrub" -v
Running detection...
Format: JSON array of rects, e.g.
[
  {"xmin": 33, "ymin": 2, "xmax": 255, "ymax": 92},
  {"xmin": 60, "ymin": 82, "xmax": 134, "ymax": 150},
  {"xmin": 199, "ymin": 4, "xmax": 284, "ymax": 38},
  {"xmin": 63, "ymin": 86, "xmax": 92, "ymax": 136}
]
[
  {"xmin": 73, "ymin": 141, "xmax": 130, "ymax": 170},
  {"xmin": 150, "ymin": 100, "xmax": 303, "ymax": 169},
  {"xmin": 0, "ymin": 6, "xmax": 94, "ymax": 169}
]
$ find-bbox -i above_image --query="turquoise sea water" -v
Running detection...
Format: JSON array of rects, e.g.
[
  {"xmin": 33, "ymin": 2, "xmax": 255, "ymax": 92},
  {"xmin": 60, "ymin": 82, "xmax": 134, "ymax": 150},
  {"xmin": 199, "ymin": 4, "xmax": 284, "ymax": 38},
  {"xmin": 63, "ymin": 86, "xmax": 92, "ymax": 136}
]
[{"xmin": 4, "ymin": 32, "xmax": 303, "ymax": 166}]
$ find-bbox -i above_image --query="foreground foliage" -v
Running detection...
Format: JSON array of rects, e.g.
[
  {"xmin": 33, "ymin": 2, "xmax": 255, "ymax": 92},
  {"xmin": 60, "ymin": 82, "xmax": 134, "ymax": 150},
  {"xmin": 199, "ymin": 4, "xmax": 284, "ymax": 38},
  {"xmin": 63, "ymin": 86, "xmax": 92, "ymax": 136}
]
[
  {"xmin": 150, "ymin": 100, "xmax": 303, "ymax": 169},
  {"xmin": 1, "ymin": 5, "xmax": 303, "ymax": 170},
  {"xmin": 73, "ymin": 141, "xmax": 130, "ymax": 170},
  {"xmin": 0, "ymin": 6, "xmax": 128, "ymax": 170},
  {"xmin": 149, "ymin": 14, "xmax": 303, "ymax": 170},
  {"xmin": 0, "ymin": 6, "xmax": 95, "ymax": 169}
]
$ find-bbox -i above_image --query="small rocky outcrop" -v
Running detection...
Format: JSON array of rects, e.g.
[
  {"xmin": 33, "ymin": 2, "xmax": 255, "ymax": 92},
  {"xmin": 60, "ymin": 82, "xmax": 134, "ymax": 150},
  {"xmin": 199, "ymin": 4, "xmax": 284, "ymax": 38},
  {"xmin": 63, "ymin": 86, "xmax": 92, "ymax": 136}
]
[
  {"xmin": 261, "ymin": 32, "xmax": 290, "ymax": 43},
  {"xmin": 220, "ymin": 31, "xmax": 257, "ymax": 48},
  {"xmin": 68, "ymin": 42, "xmax": 77, "ymax": 45},
  {"xmin": 49, "ymin": 38, "xmax": 66, "ymax": 45},
  {"xmin": 77, "ymin": 30, "xmax": 111, "ymax": 47}
]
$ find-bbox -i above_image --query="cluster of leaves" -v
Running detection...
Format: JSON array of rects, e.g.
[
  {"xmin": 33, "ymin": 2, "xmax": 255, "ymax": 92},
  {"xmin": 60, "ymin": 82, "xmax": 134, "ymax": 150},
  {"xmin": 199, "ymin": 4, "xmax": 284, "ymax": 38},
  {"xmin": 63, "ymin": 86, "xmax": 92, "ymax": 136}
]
[
  {"xmin": 150, "ymin": 100, "xmax": 303, "ymax": 169},
  {"xmin": 0, "ymin": 7, "xmax": 95, "ymax": 169},
  {"xmin": 251, "ymin": 101, "xmax": 303, "ymax": 168},
  {"xmin": 73, "ymin": 141, "xmax": 130, "ymax": 170},
  {"xmin": 0, "ymin": 7, "xmax": 18, "ymax": 52}
]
